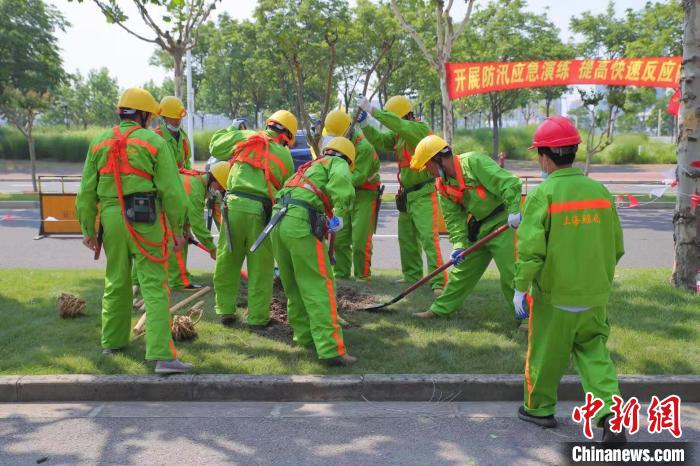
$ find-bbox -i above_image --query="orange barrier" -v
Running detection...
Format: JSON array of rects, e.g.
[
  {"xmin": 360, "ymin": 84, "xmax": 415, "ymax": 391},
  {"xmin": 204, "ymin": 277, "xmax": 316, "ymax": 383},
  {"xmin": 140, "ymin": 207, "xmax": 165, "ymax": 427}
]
[{"xmin": 36, "ymin": 176, "xmax": 84, "ymax": 238}]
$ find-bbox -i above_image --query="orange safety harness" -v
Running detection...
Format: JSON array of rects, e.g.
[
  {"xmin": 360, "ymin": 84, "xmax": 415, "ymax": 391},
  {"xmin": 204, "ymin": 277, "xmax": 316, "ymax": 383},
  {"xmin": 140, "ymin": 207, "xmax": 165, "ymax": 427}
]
[
  {"xmin": 98, "ymin": 125, "xmax": 168, "ymax": 263},
  {"xmin": 435, "ymin": 154, "xmax": 487, "ymax": 204},
  {"xmin": 285, "ymin": 158, "xmax": 334, "ymax": 217},
  {"xmin": 179, "ymin": 169, "xmax": 207, "ymax": 195},
  {"xmin": 229, "ymin": 132, "xmax": 288, "ymax": 203},
  {"xmin": 155, "ymin": 125, "xmax": 189, "ymax": 169}
]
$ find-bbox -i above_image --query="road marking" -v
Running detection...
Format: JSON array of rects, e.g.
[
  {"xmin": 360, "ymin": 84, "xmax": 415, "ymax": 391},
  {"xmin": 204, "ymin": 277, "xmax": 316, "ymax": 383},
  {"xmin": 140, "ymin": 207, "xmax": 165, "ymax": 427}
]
[{"xmin": 87, "ymin": 404, "xmax": 104, "ymax": 418}]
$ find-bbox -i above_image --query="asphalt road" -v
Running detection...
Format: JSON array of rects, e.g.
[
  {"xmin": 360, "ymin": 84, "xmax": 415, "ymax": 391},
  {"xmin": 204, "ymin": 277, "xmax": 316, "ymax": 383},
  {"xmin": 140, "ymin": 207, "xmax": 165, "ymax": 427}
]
[
  {"xmin": 0, "ymin": 207, "xmax": 675, "ymax": 270},
  {"xmin": 1, "ymin": 401, "xmax": 696, "ymax": 465}
]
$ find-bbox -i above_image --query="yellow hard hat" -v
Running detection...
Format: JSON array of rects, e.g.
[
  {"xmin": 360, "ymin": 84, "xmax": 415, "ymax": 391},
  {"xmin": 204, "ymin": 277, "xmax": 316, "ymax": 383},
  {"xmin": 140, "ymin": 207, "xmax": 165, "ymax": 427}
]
[
  {"xmin": 266, "ymin": 110, "xmax": 298, "ymax": 145},
  {"xmin": 324, "ymin": 109, "xmax": 351, "ymax": 137},
  {"xmin": 117, "ymin": 88, "xmax": 159, "ymax": 115},
  {"xmin": 384, "ymin": 95, "xmax": 412, "ymax": 118},
  {"xmin": 411, "ymin": 135, "xmax": 450, "ymax": 171},
  {"xmin": 159, "ymin": 96, "xmax": 186, "ymax": 119},
  {"xmin": 209, "ymin": 161, "xmax": 231, "ymax": 188},
  {"xmin": 323, "ymin": 136, "xmax": 356, "ymax": 171}
]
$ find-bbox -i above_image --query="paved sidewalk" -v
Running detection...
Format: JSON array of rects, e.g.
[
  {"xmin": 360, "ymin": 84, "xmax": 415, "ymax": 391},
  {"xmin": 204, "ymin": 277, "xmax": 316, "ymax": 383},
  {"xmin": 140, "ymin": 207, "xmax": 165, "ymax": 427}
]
[{"xmin": 0, "ymin": 401, "xmax": 696, "ymax": 465}]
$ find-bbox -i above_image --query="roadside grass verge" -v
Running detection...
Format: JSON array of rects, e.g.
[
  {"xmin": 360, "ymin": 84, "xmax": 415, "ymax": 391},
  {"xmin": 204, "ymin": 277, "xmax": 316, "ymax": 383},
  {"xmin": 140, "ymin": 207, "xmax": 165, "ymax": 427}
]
[{"xmin": 0, "ymin": 268, "xmax": 696, "ymax": 375}]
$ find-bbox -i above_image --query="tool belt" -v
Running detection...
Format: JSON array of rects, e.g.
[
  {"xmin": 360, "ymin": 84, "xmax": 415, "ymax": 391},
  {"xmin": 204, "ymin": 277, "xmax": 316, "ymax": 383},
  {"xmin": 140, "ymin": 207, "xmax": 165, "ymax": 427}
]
[
  {"xmin": 467, "ymin": 204, "xmax": 505, "ymax": 243},
  {"xmin": 279, "ymin": 194, "xmax": 327, "ymax": 241},
  {"xmin": 396, "ymin": 178, "xmax": 435, "ymax": 213},
  {"xmin": 124, "ymin": 192, "xmax": 157, "ymax": 224},
  {"xmin": 228, "ymin": 189, "xmax": 273, "ymax": 224}
]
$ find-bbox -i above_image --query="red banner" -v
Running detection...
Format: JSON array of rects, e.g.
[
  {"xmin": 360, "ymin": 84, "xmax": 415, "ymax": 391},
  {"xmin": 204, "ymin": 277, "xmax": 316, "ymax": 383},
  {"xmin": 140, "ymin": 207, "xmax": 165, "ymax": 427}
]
[{"xmin": 446, "ymin": 57, "xmax": 681, "ymax": 100}]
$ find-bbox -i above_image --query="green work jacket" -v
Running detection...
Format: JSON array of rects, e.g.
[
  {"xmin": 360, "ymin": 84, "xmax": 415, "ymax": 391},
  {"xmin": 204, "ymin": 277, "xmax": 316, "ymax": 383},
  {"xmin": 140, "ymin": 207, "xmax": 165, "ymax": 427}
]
[
  {"xmin": 439, "ymin": 152, "xmax": 522, "ymax": 250},
  {"xmin": 363, "ymin": 109, "xmax": 434, "ymax": 197},
  {"xmin": 76, "ymin": 121, "xmax": 187, "ymax": 237},
  {"xmin": 514, "ymin": 167, "xmax": 625, "ymax": 306}
]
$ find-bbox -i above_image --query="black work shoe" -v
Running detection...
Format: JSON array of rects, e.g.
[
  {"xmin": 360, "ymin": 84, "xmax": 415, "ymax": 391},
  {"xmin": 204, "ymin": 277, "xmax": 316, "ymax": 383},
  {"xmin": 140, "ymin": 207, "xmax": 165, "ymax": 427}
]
[
  {"xmin": 518, "ymin": 405, "xmax": 557, "ymax": 428},
  {"xmin": 101, "ymin": 348, "xmax": 123, "ymax": 356},
  {"xmin": 184, "ymin": 283, "xmax": 203, "ymax": 290},
  {"xmin": 322, "ymin": 354, "xmax": 358, "ymax": 367},
  {"xmin": 601, "ymin": 414, "xmax": 627, "ymax": 446},
  {"xmin": 220, "ymin": 315, "xmax": 237, "ymax": 327}
]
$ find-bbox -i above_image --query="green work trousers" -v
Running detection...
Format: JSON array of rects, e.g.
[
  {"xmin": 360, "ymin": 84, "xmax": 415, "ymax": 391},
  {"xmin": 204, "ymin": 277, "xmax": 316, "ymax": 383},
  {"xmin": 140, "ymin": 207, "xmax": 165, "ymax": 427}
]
[
  {"xmin": 101, "ymin": 204, "xmax": 176, "ymax": 360},
  {"xmin": 523, "ymin": 297, "xmax": 620, "ymax": 425},
  {"xmin": 132, "ymin": 229, "xmax": 191, "ymax": 290},
  {"xmin": 399, "ymin": 191, "xmax": 447, "ymax": 290},
  {"xmin": 431, "ymin": 221, "xmax": 515, "ymax": 316},
  {"xmin": 333, "ymin": 188, "xmax": 378, "ymax": 280},
  {"xmin": 272, "ymin": 215, "xmax": 346, "ymax": 360},
  {"xmin": 213, "ymin": 202, "xmax": 273, "ymax": 326}
]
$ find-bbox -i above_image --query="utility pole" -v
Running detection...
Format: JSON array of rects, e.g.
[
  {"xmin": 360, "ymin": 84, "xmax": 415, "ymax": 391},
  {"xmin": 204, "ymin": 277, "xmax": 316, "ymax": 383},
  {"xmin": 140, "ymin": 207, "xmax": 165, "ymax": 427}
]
[
  {"xmin": 185, "ymin": 2, "xmax": 195, "ymax": 165},
  {"xmin": 657, "ymin": 108, "xmax": 662, "ymax": 137}
]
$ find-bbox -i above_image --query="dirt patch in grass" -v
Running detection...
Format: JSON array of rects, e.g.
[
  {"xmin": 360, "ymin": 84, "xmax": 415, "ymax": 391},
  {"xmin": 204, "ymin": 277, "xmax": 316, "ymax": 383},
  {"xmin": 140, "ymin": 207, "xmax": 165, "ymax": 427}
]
[{"xmin": 237, "ymin": 278, "xmax": 376, "ymax": 337}]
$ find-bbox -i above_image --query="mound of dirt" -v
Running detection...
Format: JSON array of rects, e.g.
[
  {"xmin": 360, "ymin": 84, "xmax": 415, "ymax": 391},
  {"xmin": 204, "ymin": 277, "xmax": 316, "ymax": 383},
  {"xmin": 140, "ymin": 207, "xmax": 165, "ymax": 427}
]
[{"xmin": 336, "ymin": 286, "xmax": 377, "ymax": 312}]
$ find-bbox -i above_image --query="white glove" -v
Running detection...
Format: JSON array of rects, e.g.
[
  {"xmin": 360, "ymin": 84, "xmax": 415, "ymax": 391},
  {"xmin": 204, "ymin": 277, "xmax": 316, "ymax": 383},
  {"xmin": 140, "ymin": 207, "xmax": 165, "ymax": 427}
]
[
  {"xmin": 357, "ymin": 95, "xmax": 371, "ymax": 113},
  {"xmin": 513, "ymin": 290, "xmax": 529, "ymax": 320},
  {"xmin": 508, "ymin": 212, "xmax": 521, "ymax": 230}
]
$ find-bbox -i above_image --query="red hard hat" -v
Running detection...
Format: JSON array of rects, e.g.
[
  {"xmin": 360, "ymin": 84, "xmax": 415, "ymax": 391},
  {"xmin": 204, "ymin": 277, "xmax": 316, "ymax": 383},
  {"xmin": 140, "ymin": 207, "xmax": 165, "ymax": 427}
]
[{"xmin": 529, "ymin": 116, "xmax": 581, "ymax": 150}]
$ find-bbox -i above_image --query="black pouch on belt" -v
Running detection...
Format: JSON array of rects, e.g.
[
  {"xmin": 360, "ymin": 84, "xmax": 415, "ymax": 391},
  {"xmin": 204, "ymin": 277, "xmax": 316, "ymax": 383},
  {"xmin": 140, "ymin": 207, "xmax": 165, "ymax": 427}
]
[
  {"xmin": 395, "ymin": 190, "xmax": 407, "ymax": 213},
  {"xmin": 308, "ymin": 209, "xmax": 327, "ymax": 241},
  {"xmin": 261, "ymin": 198, "xmax": 273, "ymax": 225},
  {"xmin": 467, "ymin": 204, "xmax": 505, "ymax": 242},
  {"xmin": 124, "ymin": 192, "xmax": 157, "ymax": 224}
]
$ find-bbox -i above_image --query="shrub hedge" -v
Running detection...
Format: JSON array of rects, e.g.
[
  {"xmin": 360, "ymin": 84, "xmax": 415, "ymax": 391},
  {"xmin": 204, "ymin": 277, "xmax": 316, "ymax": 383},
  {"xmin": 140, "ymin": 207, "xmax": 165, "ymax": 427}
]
[{"xmin": 0, "ymin": 125, "xmax": 676, "ymax": 165}]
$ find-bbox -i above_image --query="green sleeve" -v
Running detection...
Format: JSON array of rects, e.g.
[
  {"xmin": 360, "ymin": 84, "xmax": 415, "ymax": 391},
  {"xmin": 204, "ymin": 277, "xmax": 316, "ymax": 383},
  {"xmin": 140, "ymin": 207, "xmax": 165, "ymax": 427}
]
[
  {"xmin": 208, "ymin": 128, "xmax": 249, "ymax": 160},
  {"xmin": 182, "ymin": 131, "xmax": 192, "ymax": 170},
  {"xmin": 514, "ymin": 191, "xmax": 548, "ymax": 291},
  {"xmin": 470, "ymin": 155, "xmax": 522, "ymax": 214},
  {"xmin": 372, "ymin": 109, "xmax": 429, "ymax": 148},
  {"xmin": 350, "ymin": 139, "xmax": 377, "ymax": 187},
  {"xmin": 75, "ymin": 146, "xmax": 99, "ymax": 237},
  {"xmin": 187, "ymin": 176, "xmax": 216, "ymax": 251},
  {"xmin": 361, "ymin": 123, "xmax": 396, "ymax": 152},
  {"xmin": 439, "ymin": 194, "xmax": 469, "ymax": 250},
  {"xmin": 326, "ymin": 159, "xmax": 355, "ymax": 218},
  {"xmin": 155, "ymin": 144, "xmax": 188, "ymax": 235},
  {"xmin": 611, "ymin": 203, "xmax": 625, "ymax": 264}
]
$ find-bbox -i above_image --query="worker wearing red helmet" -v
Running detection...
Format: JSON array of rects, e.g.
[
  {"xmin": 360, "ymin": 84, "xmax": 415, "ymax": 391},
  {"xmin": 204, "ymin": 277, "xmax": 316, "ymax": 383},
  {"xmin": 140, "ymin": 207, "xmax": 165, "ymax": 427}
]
[{"xmin": 514, "ymin": 116, "xmax": 626, "ymax": 445}]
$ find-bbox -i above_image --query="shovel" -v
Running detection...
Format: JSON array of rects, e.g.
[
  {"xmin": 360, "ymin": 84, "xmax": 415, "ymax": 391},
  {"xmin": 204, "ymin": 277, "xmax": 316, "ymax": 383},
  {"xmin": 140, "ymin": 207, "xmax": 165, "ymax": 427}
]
[{"xmin": 361, "ymin": 224, "xmax": 509, "ymax": 312}]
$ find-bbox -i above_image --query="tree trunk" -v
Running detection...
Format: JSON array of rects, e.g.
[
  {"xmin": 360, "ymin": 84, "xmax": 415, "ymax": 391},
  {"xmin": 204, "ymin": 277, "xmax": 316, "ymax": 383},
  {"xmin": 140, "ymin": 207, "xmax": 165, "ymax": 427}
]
[
  {"xmin": 27, "ymin": 127, "xmax": 37, "ymax": 193},
  {"xmin": 545, "ymin": 98, "xmax": 552, "ymax": 117},
  {"xmin": 672, "ymin": 0, "xmax": 700, "ymax": 290},
  {"xmin": 489, "ymin": 95, "xmax": 500, "ymax": 158},
  {"xmin": 172, "ymin": 50, "xmax": 184, "ymax": 101},
  {"xmin": 439, "ymin": 68, "xmax": 453, "ymax": 143}
]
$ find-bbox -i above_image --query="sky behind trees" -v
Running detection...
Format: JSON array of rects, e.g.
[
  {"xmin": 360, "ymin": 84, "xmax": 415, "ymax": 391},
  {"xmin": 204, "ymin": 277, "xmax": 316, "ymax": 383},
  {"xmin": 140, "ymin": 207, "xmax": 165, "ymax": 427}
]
[{"xmin": 55, "ymin": 0, "xmax": 643, "ymax": 88}]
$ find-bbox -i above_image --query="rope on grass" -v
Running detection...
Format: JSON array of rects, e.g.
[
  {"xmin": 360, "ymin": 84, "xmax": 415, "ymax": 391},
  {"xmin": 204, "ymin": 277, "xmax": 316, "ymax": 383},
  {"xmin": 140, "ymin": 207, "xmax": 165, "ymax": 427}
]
[
  {"xmin": 171, "ymin": 301, "xmax": 204, "ymax": 341},
  {"xmin": 58, "ymin": 293, "xmax": 86, "ymax": 319}
]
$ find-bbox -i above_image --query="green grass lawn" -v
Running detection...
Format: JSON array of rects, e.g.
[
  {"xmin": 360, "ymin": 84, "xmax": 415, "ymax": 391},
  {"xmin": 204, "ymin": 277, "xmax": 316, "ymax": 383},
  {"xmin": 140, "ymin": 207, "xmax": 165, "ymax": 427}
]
[
  {"xmin": 0, "ymin": 193, "xmax": 39, "ymax": 201},
  {"xmin": 0, "ymin": 268, "xmax": 697, "ymax": 375}
]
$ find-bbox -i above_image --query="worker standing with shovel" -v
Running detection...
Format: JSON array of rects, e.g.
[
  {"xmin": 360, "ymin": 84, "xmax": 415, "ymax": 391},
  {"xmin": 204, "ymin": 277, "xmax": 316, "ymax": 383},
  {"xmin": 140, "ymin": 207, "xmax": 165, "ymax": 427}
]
[
  {"xmin": 76, "ymin": 88, "xmax": 192, "ymax": 374},
  {"xmin": 358, "ymin": 95, "xmax": 447, "ymax": 295},
  {"xmin": 269, "ymin": 137, "xmax": 357, "ymax": 366},
  {"xmin": 208, "ymin": 111, "xmax": 296, "ymax": 329},
  {"xmin": 514, "ymin": 116, "xmax": 626, "ymax": 445},
  {"xmin": 409, "ymin": 135, "xmax": 523, "ymax": 320}
]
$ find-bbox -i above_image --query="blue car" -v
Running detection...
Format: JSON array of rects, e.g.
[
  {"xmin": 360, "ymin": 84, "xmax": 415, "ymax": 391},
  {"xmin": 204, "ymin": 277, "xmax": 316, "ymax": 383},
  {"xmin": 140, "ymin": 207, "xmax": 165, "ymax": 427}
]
[
  {"xmin": 289, "ymin": 130, "xmax": 313, "ymax": 171},
  {"xmin": 206, "ymin": 129, "xmax": 313, "ymax": 173}
]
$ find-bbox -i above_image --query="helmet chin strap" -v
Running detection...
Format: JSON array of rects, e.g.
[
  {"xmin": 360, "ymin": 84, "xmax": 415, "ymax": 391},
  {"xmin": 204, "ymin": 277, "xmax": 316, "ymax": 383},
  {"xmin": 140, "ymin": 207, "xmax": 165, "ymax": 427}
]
[{"xmin": 436, "ymin": 158, "xmax": 448, "ymax": 182}]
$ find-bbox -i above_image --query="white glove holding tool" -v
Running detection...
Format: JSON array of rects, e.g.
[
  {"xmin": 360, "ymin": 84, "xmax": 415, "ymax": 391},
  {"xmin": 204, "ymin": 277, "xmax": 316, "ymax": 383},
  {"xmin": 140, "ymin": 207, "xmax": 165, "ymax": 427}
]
[{"xmin": 508, "ymin": 212, "xmax": 522, "ymax": 229}]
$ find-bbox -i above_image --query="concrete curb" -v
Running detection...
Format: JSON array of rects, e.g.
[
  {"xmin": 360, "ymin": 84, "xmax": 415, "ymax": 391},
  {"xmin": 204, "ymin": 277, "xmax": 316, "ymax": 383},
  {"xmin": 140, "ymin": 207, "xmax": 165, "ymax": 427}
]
[{"xmin": 0, "ymin": 374, "xmax": 697, "ymax": 403}]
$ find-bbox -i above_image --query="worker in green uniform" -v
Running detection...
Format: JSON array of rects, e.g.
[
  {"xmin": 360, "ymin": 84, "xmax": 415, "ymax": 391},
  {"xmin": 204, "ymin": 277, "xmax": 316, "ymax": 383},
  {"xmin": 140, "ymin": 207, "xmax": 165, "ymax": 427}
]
[
  {"xmin": 408, "ymin": 135, "xmax": 522, "ymax": 320},
  {"xmin": 209, "ymin": 110, "xmax": 296, "ymax": 328},
  {"xmin": 357, "ymin": 95, "xmax": 447, "ymax": 294},
  {"xmin": 167, "ymin": 162, "xmax": 230, "ymax": 290},
  {"xmin": 514, "ymin": 116, "xmax": 626, "ymax": 445},
  {"xmin": 272, "ymin": 137, "xmax": 357, "ymax": 366},
  {"xmin": 155, "ymin": 96, "xmax": 191, "ymax": 170},
  {"xmin": 76, "ymin": 87, "xmax": 192, "ymax": 374},
  {"xmin": 323, "ymin": 109, "xmax": 381, "ymax": 281}
]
